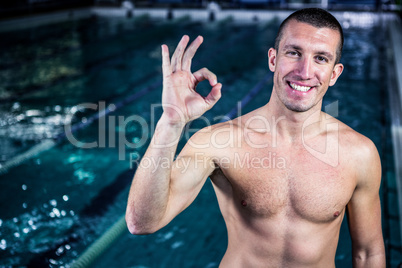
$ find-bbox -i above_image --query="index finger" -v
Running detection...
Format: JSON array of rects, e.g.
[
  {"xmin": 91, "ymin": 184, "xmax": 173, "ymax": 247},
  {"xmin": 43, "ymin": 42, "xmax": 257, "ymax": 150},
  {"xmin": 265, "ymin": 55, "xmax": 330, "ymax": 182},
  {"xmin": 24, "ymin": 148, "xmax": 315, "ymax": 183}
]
[{"xmin": 171, "ymin": 35, "xmax": 190, "ymax": 73}]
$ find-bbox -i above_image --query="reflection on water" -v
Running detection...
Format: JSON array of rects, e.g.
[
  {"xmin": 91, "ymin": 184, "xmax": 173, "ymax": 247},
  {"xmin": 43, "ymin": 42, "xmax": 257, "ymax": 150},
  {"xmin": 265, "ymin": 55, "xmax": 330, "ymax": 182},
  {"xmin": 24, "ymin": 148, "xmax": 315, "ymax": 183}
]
[
  {"xmin": 0, "ymin": 104, "xmax": 69, "ymax": 139},
  {"xmin": 0, "ymin": 196, "xmax": 76, "ymax": 264},
  {"xmin": 0, "ymin": 103, "xmax": 77, "ymax": 163}
]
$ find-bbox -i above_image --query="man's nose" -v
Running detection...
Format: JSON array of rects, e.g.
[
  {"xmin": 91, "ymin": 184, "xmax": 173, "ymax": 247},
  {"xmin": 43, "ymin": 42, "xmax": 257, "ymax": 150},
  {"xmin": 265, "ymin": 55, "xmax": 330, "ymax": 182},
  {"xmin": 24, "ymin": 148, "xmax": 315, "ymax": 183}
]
[{"xmin": 296, "ymin": 57, "xmax": 314, "ymax": 80}]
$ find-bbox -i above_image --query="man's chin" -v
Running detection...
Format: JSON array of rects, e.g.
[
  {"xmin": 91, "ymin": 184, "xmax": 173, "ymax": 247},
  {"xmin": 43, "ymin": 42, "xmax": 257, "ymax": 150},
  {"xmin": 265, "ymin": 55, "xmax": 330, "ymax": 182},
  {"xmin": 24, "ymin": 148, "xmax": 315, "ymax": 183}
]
[{"xmin": 283, "ymin": 103, "xmax": 312, "ymax": 113}]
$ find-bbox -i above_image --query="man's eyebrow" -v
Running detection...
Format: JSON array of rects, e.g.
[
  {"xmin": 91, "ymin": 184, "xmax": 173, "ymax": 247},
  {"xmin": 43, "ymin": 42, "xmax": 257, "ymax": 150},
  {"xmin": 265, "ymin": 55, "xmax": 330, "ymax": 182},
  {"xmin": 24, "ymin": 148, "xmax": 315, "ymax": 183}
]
[{"xmin": 283, "ymin": 44, "xmax": 302, "ymax": 51}]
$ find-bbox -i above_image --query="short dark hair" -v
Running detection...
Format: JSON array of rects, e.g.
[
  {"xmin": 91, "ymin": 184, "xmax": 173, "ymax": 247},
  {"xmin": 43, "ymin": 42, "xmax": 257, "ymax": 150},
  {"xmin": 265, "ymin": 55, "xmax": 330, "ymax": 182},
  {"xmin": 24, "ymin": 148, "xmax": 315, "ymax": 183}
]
[{"xmin": 274, "ymin": 8, "xmax": 344, "ymax": 64}]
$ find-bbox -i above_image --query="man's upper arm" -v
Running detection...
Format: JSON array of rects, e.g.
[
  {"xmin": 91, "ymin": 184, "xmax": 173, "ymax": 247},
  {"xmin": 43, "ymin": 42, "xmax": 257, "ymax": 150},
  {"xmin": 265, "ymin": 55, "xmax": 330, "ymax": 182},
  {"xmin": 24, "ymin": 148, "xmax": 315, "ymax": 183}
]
[
  {"xmin": 347, "ymin": 138, "xmax": 385, "ymax": 266},
  {"xmin": 161, "ymin": 127, "xmax": 217, "ymax": 225}
]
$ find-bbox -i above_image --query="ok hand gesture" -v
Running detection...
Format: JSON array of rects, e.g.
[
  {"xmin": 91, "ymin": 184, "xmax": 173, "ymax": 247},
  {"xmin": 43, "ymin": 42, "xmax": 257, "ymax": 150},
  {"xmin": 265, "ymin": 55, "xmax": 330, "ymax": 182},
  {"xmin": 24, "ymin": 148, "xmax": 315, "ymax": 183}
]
[{"xmin": 161, "ymin": 35, "xmax": 222, "ymax": 125}]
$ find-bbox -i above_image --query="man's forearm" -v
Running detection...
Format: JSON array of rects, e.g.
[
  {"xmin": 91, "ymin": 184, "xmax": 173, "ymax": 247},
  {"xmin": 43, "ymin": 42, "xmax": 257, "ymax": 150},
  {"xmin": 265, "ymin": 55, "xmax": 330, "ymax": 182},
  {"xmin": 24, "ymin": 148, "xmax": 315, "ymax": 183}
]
[{"xmin": 126, "ymin": 115, "xmax": 185, "ymax": 234}]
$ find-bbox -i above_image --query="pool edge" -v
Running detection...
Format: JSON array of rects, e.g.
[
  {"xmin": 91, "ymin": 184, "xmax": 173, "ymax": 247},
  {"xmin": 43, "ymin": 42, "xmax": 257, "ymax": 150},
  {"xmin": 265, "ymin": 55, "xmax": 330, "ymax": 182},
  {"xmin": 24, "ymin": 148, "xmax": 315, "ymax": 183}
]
[{"xmin": 388, "ymin": 14, "xmax": 402, "ymax": 244}]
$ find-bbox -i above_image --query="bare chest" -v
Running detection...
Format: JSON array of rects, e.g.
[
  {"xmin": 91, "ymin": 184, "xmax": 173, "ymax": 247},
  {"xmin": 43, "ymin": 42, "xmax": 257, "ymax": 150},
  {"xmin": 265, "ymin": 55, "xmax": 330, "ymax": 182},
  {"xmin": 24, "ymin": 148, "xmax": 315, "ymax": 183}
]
[{"xmin": 218, "ymin": 148, "xmax": 356, "ymax": 222}]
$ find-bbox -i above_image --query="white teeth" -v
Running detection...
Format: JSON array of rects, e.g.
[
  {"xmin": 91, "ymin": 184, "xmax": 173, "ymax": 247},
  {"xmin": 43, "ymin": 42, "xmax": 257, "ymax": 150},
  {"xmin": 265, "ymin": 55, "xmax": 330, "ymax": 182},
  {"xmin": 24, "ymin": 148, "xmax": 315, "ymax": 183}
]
[{"xmin": 290, "ymin": 82, "xmax": 311, "ymax": 92}]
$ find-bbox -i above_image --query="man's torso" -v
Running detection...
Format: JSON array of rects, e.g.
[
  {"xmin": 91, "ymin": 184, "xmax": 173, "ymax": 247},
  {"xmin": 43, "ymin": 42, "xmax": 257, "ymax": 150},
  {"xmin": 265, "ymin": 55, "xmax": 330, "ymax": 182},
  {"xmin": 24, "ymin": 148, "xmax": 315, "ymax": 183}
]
[{"xmin": 204, "ymin": 111, "xmax": 361, "ymax": 267}]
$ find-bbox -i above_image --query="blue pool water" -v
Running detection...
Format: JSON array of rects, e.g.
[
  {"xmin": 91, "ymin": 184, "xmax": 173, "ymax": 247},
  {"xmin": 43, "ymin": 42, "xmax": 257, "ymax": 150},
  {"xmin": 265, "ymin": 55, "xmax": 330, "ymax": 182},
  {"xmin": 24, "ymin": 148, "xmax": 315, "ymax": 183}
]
[{"xmin": 0, "ymin": 11, "xmax": 401, "ymax": 267}]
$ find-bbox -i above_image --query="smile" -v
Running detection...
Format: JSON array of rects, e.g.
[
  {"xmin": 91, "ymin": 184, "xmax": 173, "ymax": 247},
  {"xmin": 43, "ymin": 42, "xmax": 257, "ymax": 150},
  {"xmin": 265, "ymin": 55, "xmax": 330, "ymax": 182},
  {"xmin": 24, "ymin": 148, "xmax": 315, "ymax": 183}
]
[{"xmin": 289, "ymin": 82, "xmax": 312, "ymax": 92}]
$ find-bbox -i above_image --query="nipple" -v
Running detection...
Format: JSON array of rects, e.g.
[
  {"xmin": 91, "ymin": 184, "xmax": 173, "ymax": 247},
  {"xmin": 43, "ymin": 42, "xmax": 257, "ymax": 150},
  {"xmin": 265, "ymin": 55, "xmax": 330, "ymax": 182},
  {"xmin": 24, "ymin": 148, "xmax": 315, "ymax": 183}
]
[
  {"xmin": 333, "ymin": 211, "xmax": 340, "ymax": 218},
  {"xmin": 241, "ymin": 200, "xmax": 247, "ymax": 207}
]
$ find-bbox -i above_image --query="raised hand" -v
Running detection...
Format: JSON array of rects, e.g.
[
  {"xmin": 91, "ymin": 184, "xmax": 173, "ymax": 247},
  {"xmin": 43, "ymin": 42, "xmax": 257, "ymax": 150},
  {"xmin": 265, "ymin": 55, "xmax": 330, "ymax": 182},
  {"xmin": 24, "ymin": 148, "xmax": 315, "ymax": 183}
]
[{"xmin": 161, "ymin": 35, "xmax": 222, "ymax": 125}]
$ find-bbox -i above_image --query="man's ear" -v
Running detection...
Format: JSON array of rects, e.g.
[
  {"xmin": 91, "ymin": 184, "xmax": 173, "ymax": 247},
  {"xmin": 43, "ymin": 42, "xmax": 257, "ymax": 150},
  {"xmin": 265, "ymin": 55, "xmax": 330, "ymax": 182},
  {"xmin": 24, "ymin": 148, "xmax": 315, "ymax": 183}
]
[
  {"xmin": 329, "ymin": 63, "xmax": 344, "ymax": 86},
  {"xmin": 268, "ymin": 48, "xmax": 276, "ymax": 72}
]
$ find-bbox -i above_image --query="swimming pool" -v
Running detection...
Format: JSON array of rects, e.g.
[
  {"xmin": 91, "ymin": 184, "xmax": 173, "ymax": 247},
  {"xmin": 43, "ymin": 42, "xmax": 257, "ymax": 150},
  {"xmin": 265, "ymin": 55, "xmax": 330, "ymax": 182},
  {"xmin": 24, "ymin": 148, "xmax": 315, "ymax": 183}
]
[{"xmin": 0, "ymin": 9, "xmax": 401, "ymax": 267}]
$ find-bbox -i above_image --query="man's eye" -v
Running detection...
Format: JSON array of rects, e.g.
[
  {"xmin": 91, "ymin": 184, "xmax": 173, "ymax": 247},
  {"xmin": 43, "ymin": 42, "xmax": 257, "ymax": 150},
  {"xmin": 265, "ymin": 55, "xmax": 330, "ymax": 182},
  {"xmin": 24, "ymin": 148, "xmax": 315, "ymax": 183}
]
[
  {"xmin": 316, "ymin": 56, "xmax": 328, "ymax": 62},
  {"xmin": 287, "ymin": 51, "xmax": 299, "ymax": 56}
]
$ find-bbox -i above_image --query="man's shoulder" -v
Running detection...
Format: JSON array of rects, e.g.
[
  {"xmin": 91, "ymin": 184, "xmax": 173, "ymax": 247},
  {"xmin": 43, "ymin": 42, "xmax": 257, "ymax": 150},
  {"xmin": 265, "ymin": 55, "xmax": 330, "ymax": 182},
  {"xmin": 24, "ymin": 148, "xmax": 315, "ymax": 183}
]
[
  {"xmin": 183, "ymin": 119, "xmax": 241, "ymax": 153},
  {"xmin": 336, "ymin": 119, "xmax": 381, "ymax": 179},
  {"xmin": 320, "ymin": 112, "xmax": 376, "ymax": 153},
  {"xmin": 189, "ymin": 119, "xmax": 243, "ymax": 144},
  {"xmin": 337, "ymin": 120, "xmax": 378, "ymax": 155}
]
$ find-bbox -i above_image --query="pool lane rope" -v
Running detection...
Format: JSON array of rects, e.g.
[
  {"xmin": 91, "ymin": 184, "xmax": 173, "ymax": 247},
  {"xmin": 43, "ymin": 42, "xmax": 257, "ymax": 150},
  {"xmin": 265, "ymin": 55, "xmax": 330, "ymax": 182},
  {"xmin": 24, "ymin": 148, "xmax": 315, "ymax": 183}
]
[
  {"xmin": 0, "ymin": 139, "xmax": 57, "ymax": 175},
  {"xmin": 70, "ymin": 216, "xmax": 127, "ymax": 268},
  {"xmin": 69, "ymin": 72, "xmax": 272, "ymax": 268}
]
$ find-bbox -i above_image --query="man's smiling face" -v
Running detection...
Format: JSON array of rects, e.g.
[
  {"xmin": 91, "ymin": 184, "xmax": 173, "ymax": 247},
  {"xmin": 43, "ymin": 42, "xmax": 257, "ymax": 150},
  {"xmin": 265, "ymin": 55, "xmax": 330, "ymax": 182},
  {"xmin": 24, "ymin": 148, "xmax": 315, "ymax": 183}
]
[{"xmin": 268, "ymin": 19, "xmax": 344, "ymax": 113}]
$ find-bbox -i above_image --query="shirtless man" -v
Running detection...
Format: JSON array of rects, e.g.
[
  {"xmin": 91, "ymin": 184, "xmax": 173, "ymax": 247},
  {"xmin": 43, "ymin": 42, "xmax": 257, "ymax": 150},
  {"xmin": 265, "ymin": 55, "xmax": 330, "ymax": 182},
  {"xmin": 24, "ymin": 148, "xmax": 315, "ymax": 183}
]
[{"xmin": 126, "ymin": 8, "xmax": 385, "ymax": 267}]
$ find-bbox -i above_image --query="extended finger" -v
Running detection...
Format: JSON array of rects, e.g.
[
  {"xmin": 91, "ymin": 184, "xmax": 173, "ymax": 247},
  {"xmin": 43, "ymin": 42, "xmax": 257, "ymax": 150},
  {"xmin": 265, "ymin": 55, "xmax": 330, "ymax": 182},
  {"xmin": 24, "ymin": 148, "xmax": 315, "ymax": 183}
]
[
  {"xmin": 161, "ymin": 44, "xmax": 172, "ymax": 77},
  {"xmin": 171, "ymin": 35, "xmax": 190, "ymax": 73},
  {"xmin": 182, "ymin": 35, "xmax": 203, "ymax": 72},
  {"xmin": 193, "ymin": 67, "xmax": 218, "ymax": 87}
]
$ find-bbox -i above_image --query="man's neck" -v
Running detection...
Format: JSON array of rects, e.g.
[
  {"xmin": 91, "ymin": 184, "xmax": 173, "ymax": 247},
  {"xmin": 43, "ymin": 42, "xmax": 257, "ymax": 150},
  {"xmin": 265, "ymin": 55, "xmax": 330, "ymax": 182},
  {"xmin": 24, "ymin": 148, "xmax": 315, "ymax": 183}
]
[{"xmin": 262, "ymin": 99, "xmax": 324, "ymax": 145}]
